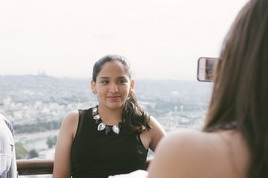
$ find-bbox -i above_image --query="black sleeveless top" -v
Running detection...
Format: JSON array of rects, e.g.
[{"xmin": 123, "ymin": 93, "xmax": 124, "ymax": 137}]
[{"xmin": 71, "ymin": 108, "xmax": 148, "ymax": 178}]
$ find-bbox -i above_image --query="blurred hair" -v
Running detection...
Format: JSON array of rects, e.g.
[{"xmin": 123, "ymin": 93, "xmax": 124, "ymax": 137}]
[
  {"xmin": 203, "ymin": 0, "xmax": 268, "ymax": 177},
  {"xmin": 92, "ymin": 55, "xmax": 151, "ymax": 133}
]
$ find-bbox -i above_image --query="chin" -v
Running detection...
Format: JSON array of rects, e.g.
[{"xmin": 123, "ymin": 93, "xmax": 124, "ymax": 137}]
[{"xmin": 106, "ymin": 102, "xmax": 125, "ymax": 110}]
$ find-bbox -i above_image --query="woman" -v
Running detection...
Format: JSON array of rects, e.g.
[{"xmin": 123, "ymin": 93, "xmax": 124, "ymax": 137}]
[
  {"xmin": 53, "ymin": 55, "xmax": 166, "ymax": 178},
  {"xmin": 148, "ymin": 0, "xmax": 268, "ymax": 177}
]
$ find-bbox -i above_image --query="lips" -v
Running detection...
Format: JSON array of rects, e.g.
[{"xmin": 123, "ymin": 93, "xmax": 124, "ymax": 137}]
[{"xmin": 107, "ymin": 96, "xmax": 120, "ymax": 100}]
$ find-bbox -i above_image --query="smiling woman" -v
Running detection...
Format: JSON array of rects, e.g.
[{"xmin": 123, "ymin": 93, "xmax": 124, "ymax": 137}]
[{"xmin": 53, "ymin": 55, "xmax": 166, "ymax": 178}]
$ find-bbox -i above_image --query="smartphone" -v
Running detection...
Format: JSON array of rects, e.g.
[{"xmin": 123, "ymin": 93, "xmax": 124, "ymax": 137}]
[{"xmin": 197, "ymin": 57, "xmax": 219, "ymax": 82}]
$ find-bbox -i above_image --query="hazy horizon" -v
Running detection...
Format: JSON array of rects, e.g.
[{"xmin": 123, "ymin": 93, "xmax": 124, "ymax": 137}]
[
  {"xmin": 0, "ymin": 0, "xmax": 248, "ymax": 80},
  {"xmin": 0, "ymin": 73, "xmax": 203, "ymax": 82}
]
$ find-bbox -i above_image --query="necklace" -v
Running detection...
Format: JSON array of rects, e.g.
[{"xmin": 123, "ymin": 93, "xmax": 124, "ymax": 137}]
[{"xmin": 92, "ymin": 106, "xmax": 120, "ymax": 135}]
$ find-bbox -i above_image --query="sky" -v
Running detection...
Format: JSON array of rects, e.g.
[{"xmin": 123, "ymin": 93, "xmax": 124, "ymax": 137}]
[{"xmin": 0, "ymin": 0, "xmax": 248, "ymax": 80}]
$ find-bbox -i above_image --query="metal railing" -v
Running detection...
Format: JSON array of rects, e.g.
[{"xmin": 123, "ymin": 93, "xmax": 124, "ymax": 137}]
[{"xmin": 17, "ymin": 159, "xmax": 151, "ymax": 176}]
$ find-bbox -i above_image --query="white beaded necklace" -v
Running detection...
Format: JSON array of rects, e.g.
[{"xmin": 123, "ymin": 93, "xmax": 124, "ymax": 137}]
[{"xmin": 92, "ymin": 106, "xmax": 120, "ymax": 135}]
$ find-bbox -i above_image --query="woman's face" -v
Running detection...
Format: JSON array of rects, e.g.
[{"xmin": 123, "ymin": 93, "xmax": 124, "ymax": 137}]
[{"xmin": 91, "ymin": 61, "xmax": 134, "ymax": 110}]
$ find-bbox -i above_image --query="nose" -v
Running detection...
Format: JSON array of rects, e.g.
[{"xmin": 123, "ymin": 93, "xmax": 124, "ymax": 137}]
[{"xmin": 109, "ymin": 83, "xmax": 119, "ymax": 93}]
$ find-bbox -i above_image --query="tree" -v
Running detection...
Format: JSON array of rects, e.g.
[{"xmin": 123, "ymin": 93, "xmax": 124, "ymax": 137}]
[
  {"xmin": 46, "ymin": 136, "xmax": 57, "ymax": 148},
  {"xmin": 28, "ymin": 149, "xmax": 39, "ymax": 159},
  {"xmin": 15, "ymin": 142, "xmax": 28, "ymax": 159}
]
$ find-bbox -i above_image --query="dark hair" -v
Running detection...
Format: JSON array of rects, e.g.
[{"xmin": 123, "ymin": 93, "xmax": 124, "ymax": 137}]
[
  {"xmin": 92, "ymin": 55, "xmax": 151, "ymax": 133},
  {"xmin": 203, "ymin": 0, "xmax": 268, "ymax": 177}
]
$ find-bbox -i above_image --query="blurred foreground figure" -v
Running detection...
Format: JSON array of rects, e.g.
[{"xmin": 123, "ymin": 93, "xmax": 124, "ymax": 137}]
[{"xmin": 148, "ymin": 0, "xmax": 268, "ymax": 177}]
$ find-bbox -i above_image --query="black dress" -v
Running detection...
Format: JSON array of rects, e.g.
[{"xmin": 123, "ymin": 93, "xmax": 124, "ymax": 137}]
[{"xmin": 71, "ymin": 108, "xmax": 148, "ymax": 178}]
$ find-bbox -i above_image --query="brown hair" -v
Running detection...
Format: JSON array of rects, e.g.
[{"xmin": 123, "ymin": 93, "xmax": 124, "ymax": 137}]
[{"xmin": 203, "ymin": 0, "xmax": 268, "ymax": 177}]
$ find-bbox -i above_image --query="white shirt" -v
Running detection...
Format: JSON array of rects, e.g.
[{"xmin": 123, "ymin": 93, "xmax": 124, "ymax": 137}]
[{"xmin": 0, "ymin": 114, "xmax": 17, "ymax": 178}]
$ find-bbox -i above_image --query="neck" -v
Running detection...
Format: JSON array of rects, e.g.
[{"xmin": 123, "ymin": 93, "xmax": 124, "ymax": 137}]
[{"xmin": 98, "ymin": 105, "xmax": 123, "ymax": 125}]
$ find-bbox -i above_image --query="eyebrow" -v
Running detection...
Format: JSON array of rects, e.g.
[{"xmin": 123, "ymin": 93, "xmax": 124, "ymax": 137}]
[
  {"xmin": 98, "ymin": 76, "xmax": 128, "ymax": 79},
  {"xmin": 99, "ymin": 77, "xmax": 109, "ymax": 79}
]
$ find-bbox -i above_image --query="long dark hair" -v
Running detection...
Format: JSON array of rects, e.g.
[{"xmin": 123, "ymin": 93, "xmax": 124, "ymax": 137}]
[
  {"xmin": 203, "ymin": 0, "xmax": 268, "ymax": 177},
  {"xmin": 92, "ymin": 55, "xmax": 151, "ymax": 133}
]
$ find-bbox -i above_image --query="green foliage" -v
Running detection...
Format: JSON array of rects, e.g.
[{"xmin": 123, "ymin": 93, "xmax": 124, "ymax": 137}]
[
  {"xmin": 14, "ymin": 120, "xmax": 61, "ymax": 134},
  {"xmin": 15, "ymin": 142, "xmax": 28, "ymax": 159},
  {"xmin": 46, "ymin": 136, "xmax": 57, "ymax": 149},
  {"xmin": 28, "ymin": 149, "xmax": 39, "ymax": 158}
]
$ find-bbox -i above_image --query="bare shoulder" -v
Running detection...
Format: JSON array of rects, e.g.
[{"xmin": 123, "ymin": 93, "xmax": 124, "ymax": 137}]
[
  {"xmin": 148, "ymin": 129, "xmax": 248, "ymax": 178},
  {"xmin": 147, "ymin": 129, "xmax": 210, "ymax": 177},
  {"xmin": 156, "ymin": 129, "xmax": 212, "ymax": 155},
  {"xmin": 59, "ymin": 110, "xmax": 79, "ymax": 138},
  {"xmin": 63, "ymin": 110, "xmax": 79, "ymax": 123},
  {"xmin": 148, "ymin": 116, "xmax": 164, "ymax": 129},
  {"xmin": 154, "ymin": 129, "xmax": 238, "ymax": 161}
]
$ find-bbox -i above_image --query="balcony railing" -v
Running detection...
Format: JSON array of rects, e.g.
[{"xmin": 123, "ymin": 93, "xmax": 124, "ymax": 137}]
[
  {"xmin": 17, "ymin": 159, "xmax": 54, "ymax": 175},
  {"xmin": 16, "ymin": 159, "xmax": 151, "ymax": 176}
]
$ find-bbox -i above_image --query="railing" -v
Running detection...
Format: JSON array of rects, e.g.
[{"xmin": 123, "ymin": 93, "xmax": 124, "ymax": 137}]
[
  {"xmin": 16, "ymin": 159, "xmax": 151, "ymax": 176},
  {"xmin": 17, "ymin": 159, "xmax": 54, "ymax": 175}
]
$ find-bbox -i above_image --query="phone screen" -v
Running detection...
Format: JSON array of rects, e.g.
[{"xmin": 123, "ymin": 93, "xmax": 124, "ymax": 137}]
[{"xmin": 197, "ymin": 57, "xmax": 219, "ymax": 82}]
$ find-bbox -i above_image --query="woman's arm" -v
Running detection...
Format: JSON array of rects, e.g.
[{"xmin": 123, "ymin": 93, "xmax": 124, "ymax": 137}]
[
  {"xmin": 147, "ymin": 116, "xmax": 166, "ymax": 152},
  {"xmin": 53, "ymin": 111, "xmax": 79, "ymax": 178}
]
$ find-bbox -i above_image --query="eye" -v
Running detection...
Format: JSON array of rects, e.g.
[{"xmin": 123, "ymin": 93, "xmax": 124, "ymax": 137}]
[
  {"xmin": 100, "ymin": 80, "xmax": 109, "ymax": 84},
  {"xmin": 119, "ymin": 79, "xmax": 128, "ymax": 84}
]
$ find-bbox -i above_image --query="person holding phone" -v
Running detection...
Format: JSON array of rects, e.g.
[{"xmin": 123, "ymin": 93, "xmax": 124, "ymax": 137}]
[
  {"xmin": 0, "ymin": 113, "xmax": 17, "ymax": 178},
  {"xmin": 148, "ymin": 0, "xmax": 268, "ymax": 177},
  {"xmin": 53, "ymin": 55, "xmax": 166, "ymax": 178}
]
